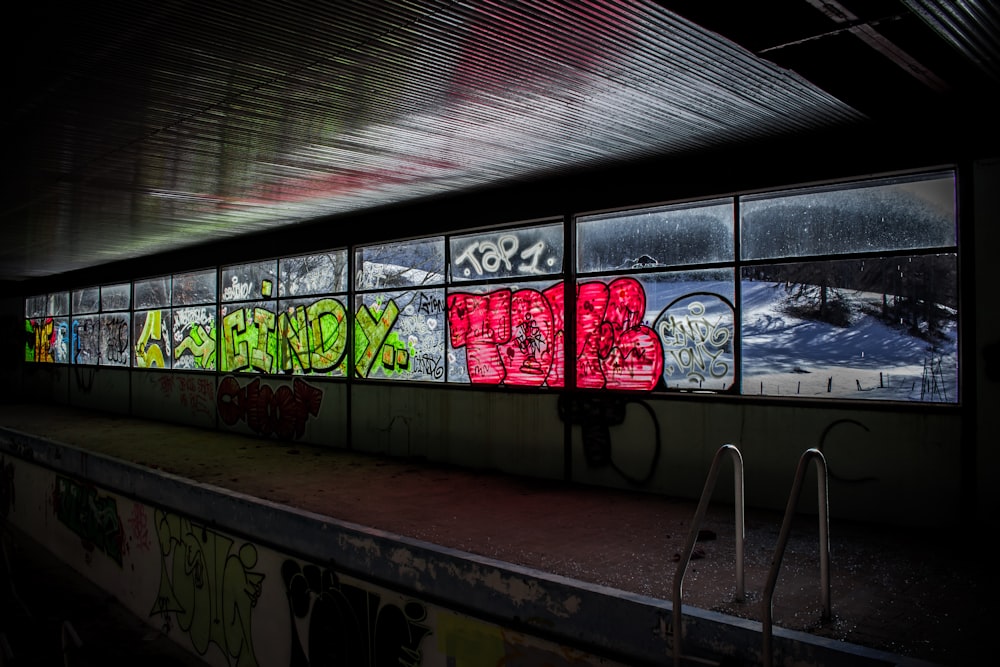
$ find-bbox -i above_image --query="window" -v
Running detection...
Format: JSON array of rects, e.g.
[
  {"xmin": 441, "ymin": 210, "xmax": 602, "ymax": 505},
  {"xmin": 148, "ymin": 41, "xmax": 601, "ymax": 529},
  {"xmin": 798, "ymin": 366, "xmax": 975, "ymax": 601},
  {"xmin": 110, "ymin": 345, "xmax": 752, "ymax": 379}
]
[
  {"xmin": 172, "ymin": 269, "xmax": 218, "ymax": 371},
  {"xmin": 576, "ymin": 200, "xmax": 735, "ymax": 391},
  {"xmin": 740, "ymin": 171, "xmax": 958, "ymax": 402},
  {"xmin": 354, "ymin": 237, "xmax": 447, "ymax": 381},
  {"xmin": 447, "ymin": 222, "xmax": 565, "ymax": 386}
]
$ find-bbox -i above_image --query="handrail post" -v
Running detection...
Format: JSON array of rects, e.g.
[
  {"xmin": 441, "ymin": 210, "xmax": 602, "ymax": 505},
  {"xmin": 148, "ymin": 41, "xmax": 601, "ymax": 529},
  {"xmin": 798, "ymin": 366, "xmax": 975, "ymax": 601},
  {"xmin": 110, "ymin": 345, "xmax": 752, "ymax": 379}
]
[
  {"xmin": 761, "ymin": 448, "xmax": 831, "ymax": 666},
  {"xmin": 671, "ymin": 444, "xmax": 745, "ymax": 667}
]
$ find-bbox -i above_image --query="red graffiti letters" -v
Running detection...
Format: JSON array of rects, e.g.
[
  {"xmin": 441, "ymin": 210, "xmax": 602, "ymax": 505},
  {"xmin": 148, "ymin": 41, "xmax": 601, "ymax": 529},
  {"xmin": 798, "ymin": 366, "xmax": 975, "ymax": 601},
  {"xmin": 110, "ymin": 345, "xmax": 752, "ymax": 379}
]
[{"xmin": 217, "ymin": 375, "xmax": 323, "ymax": 439}]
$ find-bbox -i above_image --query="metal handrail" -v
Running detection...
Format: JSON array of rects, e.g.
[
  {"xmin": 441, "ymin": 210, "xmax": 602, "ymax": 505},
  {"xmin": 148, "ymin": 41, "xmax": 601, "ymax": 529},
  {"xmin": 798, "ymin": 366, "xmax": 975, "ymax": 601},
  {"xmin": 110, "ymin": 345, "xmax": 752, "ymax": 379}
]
[
  {"xmin": 672, "ymin": 443, "xmax": 745, "ymax": 667},
  {"xmin": 761, "ymin": 448, "xmax": 831, "ymax": 667}
]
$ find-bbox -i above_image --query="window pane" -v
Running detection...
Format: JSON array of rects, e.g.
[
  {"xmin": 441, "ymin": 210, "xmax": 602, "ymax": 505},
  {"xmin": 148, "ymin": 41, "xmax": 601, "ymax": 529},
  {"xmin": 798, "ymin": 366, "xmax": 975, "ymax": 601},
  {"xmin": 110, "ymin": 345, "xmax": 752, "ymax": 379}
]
[
  {"xmin": 73, "ymin": 287, "xmax": 100, "ymax": 314},
  {"xmin": 741, "ymin": 254, "xmax": 958, "ymax": 402},
  {"xmin": 446, "ymin": 279, "xmax": 565, "ymax": 386},
  {"xmin": 577, "ymin": 199, "xmax": 734, "ymax": 273},
  {"xmin": 99, "ymin": 313, "xmax": 130, "ymax": 366},
  {"xmin": 25, "ymin": 316, "xmax": 69, "ymax": 363},
  {"xmin": 134, "ymin": 276, "xmax": 171, "ymax": 309},
  {"xmin": 355, "ymin": 237, "xmax": 445, "ymax": 290},
  {"xmin": 741, "ymin": 171, "xmax": 956, "ymax": 260},
  {"xmin": 354, "ymin": 289, "xmax": 446, "ymax": 382},
  {"xmin": 449, "ymin": 222, "xmax": 563, "ymax": 282},
  {"xmin": 280, "ymin": 250, "xmax": 349, "ymax": 297},
  {"xmin": 48, "ymin": 292, "xmax": 70, "ymax": 316},
  {"xmin": 173, "ymin": 269, "xmax": 217, "ymax": 306},
  {"xmin": 221, "ymin": 261, "xmax": 278, "ymax": 302},
  {"xmin": 25, "ymin": 295, "xmax": 46, "ymax": 318},
  {"xmin": 133, "ymin": 309, "xmax": 171, "ymax": 368},
  {"xmin": 72, "ymin": 314, "xmax": 100, "ymax": 365},
  {"xmin": 173, "ymin": 306, "xmax": 217, "ymax": 371},
  {"xmin": 220, "ymin": 301, "xmax": 277, "ymax": 373},
  {"xmin": 101, "ymin": 283, "xmax": 131, "ymax": 312},
  {"xmin": 277, "ymin": 297, "xmax": 348, "ymax": 375}
]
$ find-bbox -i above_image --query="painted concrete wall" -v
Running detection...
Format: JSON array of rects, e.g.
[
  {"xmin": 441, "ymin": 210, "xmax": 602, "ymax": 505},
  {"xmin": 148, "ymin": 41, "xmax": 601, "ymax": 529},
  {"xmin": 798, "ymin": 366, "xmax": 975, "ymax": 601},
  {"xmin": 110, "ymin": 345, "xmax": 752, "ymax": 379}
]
[{"xmin": 0, "ymin": 427, "xmax": 913, "ymax": 667}]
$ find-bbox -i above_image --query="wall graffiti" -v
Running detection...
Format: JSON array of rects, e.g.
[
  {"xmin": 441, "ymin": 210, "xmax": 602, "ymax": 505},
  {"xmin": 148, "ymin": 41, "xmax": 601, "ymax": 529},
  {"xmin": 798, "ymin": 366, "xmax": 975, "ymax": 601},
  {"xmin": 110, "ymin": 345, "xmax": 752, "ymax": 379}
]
[
  {"xmin": 153, "ymin": 373, "xmax": 216, "ymax": 419},
  {"xmin": 217, "ymin": 375, "xmax": 324, "ymax": 439},
  {"xmin": 150, "ymin": 510, "xmax": 263, "ymax": 666},
  {"xmin": 53, "ymin": 476, "xmax": 124, "ymax": 566},
  {"xmin": 221, "ymin": 298, "xmax": 347, "ymax": 375},
  {"xmin": 282, "ymin": 559, "xmax": 430, "ymax": 667}
]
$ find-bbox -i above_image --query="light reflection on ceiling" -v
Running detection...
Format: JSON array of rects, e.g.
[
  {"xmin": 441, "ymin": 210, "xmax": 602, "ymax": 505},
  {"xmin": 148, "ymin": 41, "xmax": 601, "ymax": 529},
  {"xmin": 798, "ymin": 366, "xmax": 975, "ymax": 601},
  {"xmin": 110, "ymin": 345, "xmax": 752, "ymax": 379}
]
[{"xmin": 3, "ymin": 0, "xmax": 996, "ymax": 283}]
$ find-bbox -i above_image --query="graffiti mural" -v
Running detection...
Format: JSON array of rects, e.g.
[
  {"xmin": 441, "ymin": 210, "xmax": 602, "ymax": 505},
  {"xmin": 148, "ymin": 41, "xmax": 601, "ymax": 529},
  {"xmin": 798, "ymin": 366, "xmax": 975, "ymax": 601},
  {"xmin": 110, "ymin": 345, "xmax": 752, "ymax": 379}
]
[
  {"xmin": 150, "ymin": 510, "xmax": 263, "ymax": 666},
  {"xmin": 72, "ymin": 315, "xmax": 101, "ymax": 365},
  {"xmin": 355, "ymin": 290, "xmax": 446, "ymax": 381},
  {"xmin": 654, "ymin": 292, "xmax": 735, "ymax": 390},
  {"xmin": 282, "ymin": 559, "xmax": 430, "ymax": 667},
  {"xmin": 53, "ymin": 476, "xmax": 124, "ymax": 566},
  {"xmin": 134, "ymin": 309, "xmax": 171, "ymax": 368},
  {"xmin": 173, "ymin": 306, "xmax": 217, "ymax": 370},
  {"xmin": 152, "ymin": 373, "xmax": 216, "ymax": 419},
  {"xmin": 99, "ymin": 313, "xmax": 130, "ymax": 366},
  {"xmin": 25, "ymin": 317, "xmax": 69, "ymax": 363},
  {"xmin": 217, "ymin": 375, "xmax": 324, "ymax": 439},
  {"xmin": 221, "ymin": 299, "xmax": 348, "ymax": 375},
  {"xmin": 447, "ymin": 277, "xmax": 663, "ymax": 390}
]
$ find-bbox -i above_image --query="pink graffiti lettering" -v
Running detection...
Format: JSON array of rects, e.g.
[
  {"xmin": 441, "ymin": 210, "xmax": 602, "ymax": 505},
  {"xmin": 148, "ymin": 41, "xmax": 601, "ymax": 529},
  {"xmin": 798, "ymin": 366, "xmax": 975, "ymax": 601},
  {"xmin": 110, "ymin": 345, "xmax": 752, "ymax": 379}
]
[{"xmin": 217, "ymin": 375, "xmax": 323, "ymax": 439}]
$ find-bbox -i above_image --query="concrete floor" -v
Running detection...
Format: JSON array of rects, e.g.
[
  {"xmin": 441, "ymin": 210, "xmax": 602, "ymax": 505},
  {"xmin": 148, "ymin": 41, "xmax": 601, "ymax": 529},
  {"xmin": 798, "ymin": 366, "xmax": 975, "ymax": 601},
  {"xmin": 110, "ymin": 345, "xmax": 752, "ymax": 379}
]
[{"xmin": 0, "ymin": 401, "xmax": 990, "ymax": 666}]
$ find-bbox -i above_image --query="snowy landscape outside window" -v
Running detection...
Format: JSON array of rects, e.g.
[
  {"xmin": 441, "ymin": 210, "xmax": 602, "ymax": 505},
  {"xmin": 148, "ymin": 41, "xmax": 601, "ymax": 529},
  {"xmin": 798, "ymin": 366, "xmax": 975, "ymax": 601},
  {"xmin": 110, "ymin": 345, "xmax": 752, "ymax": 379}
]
[{"xmin": 739, "ymin": 171, "xmax": 958, "ymax": 402}]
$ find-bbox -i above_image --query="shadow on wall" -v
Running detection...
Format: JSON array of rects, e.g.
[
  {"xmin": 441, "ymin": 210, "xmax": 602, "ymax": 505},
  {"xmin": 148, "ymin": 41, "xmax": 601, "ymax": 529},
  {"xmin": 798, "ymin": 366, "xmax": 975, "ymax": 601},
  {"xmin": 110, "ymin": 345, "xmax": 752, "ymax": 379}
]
[{"xmin": 0, "ymin": 295, "xmax": 24, "ymax": 403}]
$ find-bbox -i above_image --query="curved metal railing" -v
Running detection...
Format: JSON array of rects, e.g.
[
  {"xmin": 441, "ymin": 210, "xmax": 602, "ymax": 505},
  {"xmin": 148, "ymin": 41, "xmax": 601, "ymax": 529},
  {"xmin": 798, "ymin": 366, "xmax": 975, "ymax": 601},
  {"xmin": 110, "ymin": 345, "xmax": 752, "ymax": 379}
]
[
  {"xmin": 761, "ymin": 447, "xmax": 831, "ymax": 666},
  {"xmin": 671, "ymin": 443, "xmax": 745, "ymax": 667}
]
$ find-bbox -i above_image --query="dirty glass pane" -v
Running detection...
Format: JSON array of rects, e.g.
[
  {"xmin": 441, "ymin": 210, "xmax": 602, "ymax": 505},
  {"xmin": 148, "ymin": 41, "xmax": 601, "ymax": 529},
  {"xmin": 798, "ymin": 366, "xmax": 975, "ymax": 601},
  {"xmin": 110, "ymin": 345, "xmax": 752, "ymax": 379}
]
[
  {"xmin": 276, "ymin": 297, "xmax": 348, "ymax": 376},
  {"xmin": 576, "ymin": 199, "xmax": 733, "ymax": 274},
  {"xmin": 354, "ymin": 289, "xmax": 446, "ymax": 382},
  {"xmin": 446, "ymin": 279, "xmax": 565, "ymax": 386},
  {"xmin": 279, "ymin": 250, "xmax": 348, "ymax": 297},
  {"xmin": 173, "ymin": 269, "xmax": 217, "ymax": 306},
  {"xmin": 99, "ymin": 312, "xmax": 130, "ymax": 366},
  {"xmin": 101, "ymin": 283, "xmax": 131, "ymax": 312},
  {"xmin": 72, "ymin": 314, "xmax": 100, "ymax": 365},
  {"xmin": 741, "ymin": 171, "xmax": 956, "ymax": 260},
  {"xmin": 449, "ymin": 222, "xmax": 563, "ymax": 282},
  {"xmin": 25, "ymin": 295, "xmax": 46, "ymax": 318},
  {"xmin": 221, "ymin": 260, "xmax": 278, "ymax": 302},
  {"xmin": 219, "ymin": 301, "xmax": 277, "ymax": 373},
  {"xmin": 134, "ymin": 276, "xmax": 171, "ymax": 309},
  {"xmin": 172, "ymin": 306, "xmax": 217, "ymax": 371},
  {"xmin": 133, "ymin": 309, "xmax": 171, "ymax": 369},
  {"xmin": 355, "ymin": 236, "xmax": 445, "ymax": 290},
  {"xmin": 741, "ymin": 254, "xmax": 958, "ymax": 402},
  {"xmin": 72, "ymin": 287, "xmax": 101, "ymax": 314},
  {"xmin": 575, "ymin": 270, "xmax": 735, "ymax": 392},
  {"xmin": 48, "ymin": 292, "xmax": 70, "ymax": 316}
]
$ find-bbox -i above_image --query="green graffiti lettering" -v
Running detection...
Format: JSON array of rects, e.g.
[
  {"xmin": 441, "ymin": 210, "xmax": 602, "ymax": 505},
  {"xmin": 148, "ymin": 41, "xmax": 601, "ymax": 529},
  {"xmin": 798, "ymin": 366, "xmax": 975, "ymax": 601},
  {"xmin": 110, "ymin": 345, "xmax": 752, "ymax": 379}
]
[
  {"xmin": 223, "ymin": 309, "xmax": 249, "ymax": 371},
  {"xmin": 354, "ymin": 299, "xmax": 399, "ymax": 377},
  {"xmin": 308, "ymin": 298, "xmax": 347, "ymax": 373}
]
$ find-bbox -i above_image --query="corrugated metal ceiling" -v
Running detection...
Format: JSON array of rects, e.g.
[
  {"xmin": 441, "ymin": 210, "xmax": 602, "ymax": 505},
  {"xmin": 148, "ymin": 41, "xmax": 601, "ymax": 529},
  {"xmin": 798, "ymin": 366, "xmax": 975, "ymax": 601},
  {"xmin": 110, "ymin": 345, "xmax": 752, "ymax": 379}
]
[{"xmin": 3, "ymin": 0, "xmax": 997, "ymax": 283}]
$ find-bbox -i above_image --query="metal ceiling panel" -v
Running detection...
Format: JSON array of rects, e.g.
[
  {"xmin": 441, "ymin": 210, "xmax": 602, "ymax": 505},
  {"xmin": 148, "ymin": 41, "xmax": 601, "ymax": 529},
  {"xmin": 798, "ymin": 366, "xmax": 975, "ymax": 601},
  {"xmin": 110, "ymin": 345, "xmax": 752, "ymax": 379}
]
[{"xmin": 3, "ymin": 0, "xmax": 982, "ymax": 283}]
